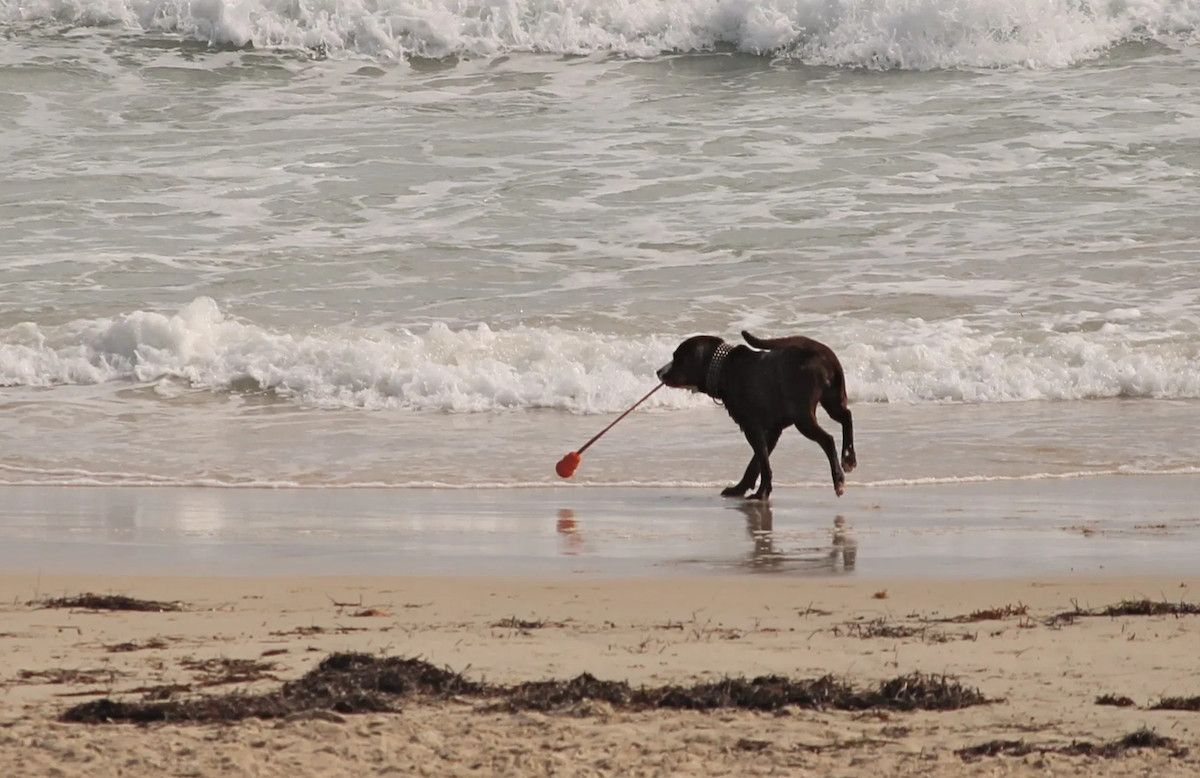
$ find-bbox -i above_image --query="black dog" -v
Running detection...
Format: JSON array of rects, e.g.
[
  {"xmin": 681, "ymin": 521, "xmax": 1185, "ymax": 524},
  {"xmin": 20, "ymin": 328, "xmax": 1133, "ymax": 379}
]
[{"xmin": 657, "ymin": 331, "xmax": 856, "ymax": 500}]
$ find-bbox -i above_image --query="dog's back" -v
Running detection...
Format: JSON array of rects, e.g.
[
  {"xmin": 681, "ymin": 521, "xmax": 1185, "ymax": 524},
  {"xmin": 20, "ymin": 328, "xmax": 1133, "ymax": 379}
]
[{"xmin": 741, "ymin": 330, "xmax": 840, "ymax": 368}]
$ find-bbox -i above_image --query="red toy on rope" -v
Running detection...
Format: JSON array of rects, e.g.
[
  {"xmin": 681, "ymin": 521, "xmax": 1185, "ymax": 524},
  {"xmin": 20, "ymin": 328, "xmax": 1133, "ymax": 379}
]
[{"xmin": 555, "ymin": 383, "xmax": 663, "ymax": 478}]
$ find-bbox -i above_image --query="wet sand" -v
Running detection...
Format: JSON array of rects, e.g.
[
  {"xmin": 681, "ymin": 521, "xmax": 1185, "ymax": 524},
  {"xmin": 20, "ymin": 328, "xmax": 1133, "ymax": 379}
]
[
  {"xmin": 2, "ymin": 573, "xmax": 1200, "ymax": 776},
  {"xmin": 1, "ymin": 474, "xmax": 1197, "ymax": 577}
]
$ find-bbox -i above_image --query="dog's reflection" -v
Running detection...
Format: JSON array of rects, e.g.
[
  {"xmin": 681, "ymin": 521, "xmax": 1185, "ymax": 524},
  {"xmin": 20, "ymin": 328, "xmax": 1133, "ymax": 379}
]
[{"xmin": 740, "ymin": 502, "xmax": 856, "ymax": 572}]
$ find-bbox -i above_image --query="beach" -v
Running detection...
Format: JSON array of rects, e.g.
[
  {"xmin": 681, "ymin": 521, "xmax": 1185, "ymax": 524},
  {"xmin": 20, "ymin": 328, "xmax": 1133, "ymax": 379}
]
[
  {"xmin": 3, "ymin": 424, "xmax": 1200, "ymax": 777},
  {"xmin": 4, "ymin": 0, "xmax": 1200, "ymax": 774},
  {"xmin": 4, "ymin": 570, "xmax": 1200, "ymax": 776}
]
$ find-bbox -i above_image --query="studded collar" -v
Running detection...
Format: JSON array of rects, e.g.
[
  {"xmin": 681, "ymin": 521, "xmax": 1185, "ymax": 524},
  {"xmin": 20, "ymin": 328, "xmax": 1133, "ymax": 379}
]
[{"xmin": 704, "ymin": 342, "xmax": 734, "ymax": 399}]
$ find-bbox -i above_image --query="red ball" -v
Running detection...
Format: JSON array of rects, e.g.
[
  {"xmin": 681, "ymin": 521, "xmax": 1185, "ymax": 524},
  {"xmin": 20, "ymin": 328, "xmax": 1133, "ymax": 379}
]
[{"xmin": 556, "ymin": 452, "xmax": 581, "ymax": 479}]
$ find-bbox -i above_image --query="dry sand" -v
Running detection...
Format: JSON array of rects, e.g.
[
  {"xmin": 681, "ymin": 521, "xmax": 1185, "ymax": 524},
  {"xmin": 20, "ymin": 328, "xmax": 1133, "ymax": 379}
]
[{"xmin": 3, "ymin": 573, "xmax": 1200, "ymax": 776}]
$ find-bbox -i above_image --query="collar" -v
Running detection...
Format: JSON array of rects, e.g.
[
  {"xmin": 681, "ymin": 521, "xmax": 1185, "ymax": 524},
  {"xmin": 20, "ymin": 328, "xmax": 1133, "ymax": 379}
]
[{"xmin": 704, "ymin": 342, "xmax": 734, "ymax": 399}]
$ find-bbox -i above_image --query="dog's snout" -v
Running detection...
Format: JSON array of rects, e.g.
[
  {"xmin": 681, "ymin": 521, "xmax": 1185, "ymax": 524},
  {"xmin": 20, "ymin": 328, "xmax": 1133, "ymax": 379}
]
[{"xmin": 656, "ymin": 361, "xmax": 672, "ymax": 380}]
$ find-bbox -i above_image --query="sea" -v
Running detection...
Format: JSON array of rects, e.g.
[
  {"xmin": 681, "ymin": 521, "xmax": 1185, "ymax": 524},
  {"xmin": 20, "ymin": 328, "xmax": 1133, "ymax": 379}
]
[{"xmin": 2, "ymin": 0, "xmax": 1199, "ymax": 502}]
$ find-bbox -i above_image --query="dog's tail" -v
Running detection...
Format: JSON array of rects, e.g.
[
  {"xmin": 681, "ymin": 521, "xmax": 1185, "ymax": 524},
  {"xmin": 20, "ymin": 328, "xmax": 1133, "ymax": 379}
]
[
  {"xmin": 741, "ymin": 330, "xmax": 821, "ymax": 352},
  {"xmin": 742, "ymin": 330, "xmax": 782, "ymax": 350}
]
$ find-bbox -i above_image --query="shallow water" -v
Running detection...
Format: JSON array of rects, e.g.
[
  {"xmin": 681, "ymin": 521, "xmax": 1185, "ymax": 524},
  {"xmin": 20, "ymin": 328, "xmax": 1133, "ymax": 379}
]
[{"xmin": 1, "ymin": 477, "xmax": 1197, "ymax": 577}]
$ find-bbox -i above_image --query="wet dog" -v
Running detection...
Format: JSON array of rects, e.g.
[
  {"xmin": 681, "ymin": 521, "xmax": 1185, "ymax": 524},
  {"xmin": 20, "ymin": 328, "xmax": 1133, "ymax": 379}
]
[{"xmin": 657, "ymin": 331, "xmax": 855, "ymax": 500}]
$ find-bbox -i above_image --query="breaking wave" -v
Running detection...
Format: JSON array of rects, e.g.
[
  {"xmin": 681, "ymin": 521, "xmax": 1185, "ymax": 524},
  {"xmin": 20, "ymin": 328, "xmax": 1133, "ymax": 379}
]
[
  {"xmin": 2, "ymin": 0, "xmax": 1197, "ymax": 69},
  {"xmin": 2, "ymin": 297, "xmax": 1198, "ymax": 412}
]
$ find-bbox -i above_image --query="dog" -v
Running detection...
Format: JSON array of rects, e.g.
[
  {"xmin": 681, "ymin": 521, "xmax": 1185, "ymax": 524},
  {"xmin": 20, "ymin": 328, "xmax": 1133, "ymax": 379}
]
[{"xmin": 656, "ymin": 330, "xmax": 855, "ymax": 500}]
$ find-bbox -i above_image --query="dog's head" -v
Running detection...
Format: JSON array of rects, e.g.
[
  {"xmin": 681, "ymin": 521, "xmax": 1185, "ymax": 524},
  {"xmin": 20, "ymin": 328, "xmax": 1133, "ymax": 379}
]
[{"xmin": 656, "ymin": 335, "xmax": 726, "ymax": 391}]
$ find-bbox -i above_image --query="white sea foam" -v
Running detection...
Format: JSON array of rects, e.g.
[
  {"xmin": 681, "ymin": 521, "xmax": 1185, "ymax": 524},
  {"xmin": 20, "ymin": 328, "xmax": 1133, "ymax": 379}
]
[
  {"xmin": 2, "ymin": 0, "xmax": 1196, "ymax": 68},
  {"xmin": 842, "ymin": 316, "xmax": 1200, "ymax": 404},
  {"xmin": 0, "ymin": 298, "xmax": 697, "ymax": 412},
  {"xmin": 2, "ymin": 298, "xmax": 1198, "ymax": 411}
]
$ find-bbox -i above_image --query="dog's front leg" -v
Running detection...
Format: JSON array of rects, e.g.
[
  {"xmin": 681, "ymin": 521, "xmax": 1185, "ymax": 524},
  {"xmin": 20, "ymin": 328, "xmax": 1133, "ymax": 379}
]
[
  {"xmin": 722, "ymin": 428, "xmax": 781, "ymax": 498},
  {"xmin": 743, "ymin": 428, "xmax": 774, "ymax": 501},
  {"xmin": 721, "ymin": 458, "xmax": 758, "ymax": 498}
]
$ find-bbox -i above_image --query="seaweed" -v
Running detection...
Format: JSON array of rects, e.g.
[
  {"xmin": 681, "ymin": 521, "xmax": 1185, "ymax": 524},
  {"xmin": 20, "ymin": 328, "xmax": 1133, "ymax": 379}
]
[
  {"xmin": 1051, "ymin": 599, "xmax": 1200, "ymax": 624},
  {"xmin": 1095, "ymin": 694, "xmax": 1136, "ymax": 708},
  {"xmin": 1097, "ymin": 600, "xmax": 1200, "ymax": 617},
  {"xmin": 179, "ymin": 657, "xmax": 278, "ymax": 686},
  {"xmin": 34, "ymin": 593, "xmax": 184, "ymax": 612},
  {"xmin": 835, "ymin": 619, "xmax": 924, "ymax": 640},
  {"xmin": 491, "ymin": 617, "xmax": 565, "ymax": 631},
  {"xmin": 504, "ymin": 672, "xmax": 985, "ymax": 714},
  {"xmin": 832, "ymin": 618, "xmax": 969, "ymax": 644},
  {"xmin": 20, "ymin": 668, "xmax": 123, "ymax": 685},
  {"xmin": 105, "ymin": 638, "xmax": 171, "ymax": 653},
  {"xmin": 957, "ymin": 728, "xmax": 1188, "ymax": 761},
  {"xmin": 61, "ymin": 654, "xmax": 989, "ymax": 725},
  {"xmin": 1151, "ymin": 696, "xmax": 1200, "ymax": 712},
  {"xmin": 957, "ymin": 739, "xmax": 1035, "ymax": 759},
  {"xmin": 1066, "ymin": 728, "xmax": 1188, "ymax": 758},
  {"xmin": 62, "ymin": 654, "xmax": 482, "ymax": 724},
  {"xmin": 649, "ymin": 675, "xmax": 848, "ymax": 712},
  {"xmin": 127, "ymin": 683, "xmax": 193, "ymax": 701},
  {"xmin": 939, "ymin": 603, "xmax": 1028, "ymax": 623},
  {"xmin": 269, "ymin": 625, "xmax": 366, "ymax": 637},
  {"xmin": 860, "ymin": 674, "xmax": 988, "ymax": 712},
  {"xmin": 503, "ymin": 673, "xmax": 634, "ymax": 711}
]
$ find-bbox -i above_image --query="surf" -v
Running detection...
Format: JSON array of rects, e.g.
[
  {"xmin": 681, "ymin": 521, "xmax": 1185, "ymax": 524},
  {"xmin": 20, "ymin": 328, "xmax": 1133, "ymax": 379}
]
[
  {"xmin": 3, "ymin": 297, "xmax": 1199, "ymax": 411},
  {"xmin": 2, "ymin": 0, "xmax": 1196, "ymax": 69}
]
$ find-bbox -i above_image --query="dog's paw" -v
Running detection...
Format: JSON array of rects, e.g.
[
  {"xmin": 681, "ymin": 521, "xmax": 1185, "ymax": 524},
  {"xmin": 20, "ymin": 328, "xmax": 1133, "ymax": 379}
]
[
  {"xmin": 842, "ymin": 457, "xmax": 856, "ymax": 473},
  {"xmin": 747, "ymin": 490, "xmax": 770, "ymax": 502},
  {"xmin": 834, "ymin": 481, "xmax": 845, "ymax": 497},
  {"xmin": 721, "ymin": 485, "xmax": 748, "ymax": 498}
]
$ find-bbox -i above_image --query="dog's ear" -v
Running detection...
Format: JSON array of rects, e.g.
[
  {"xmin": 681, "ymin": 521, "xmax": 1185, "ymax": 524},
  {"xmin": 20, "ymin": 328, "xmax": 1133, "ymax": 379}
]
[{"xmin": 742, "ymin": 330, "xmax": 765, "ymax": 349}]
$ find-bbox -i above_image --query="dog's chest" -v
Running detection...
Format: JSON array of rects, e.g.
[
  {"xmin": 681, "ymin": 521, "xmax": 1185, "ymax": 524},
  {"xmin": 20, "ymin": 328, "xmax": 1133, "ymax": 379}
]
[{"xmin": 723, "ymin": 390, "xmax": 790, "ymax": 430}]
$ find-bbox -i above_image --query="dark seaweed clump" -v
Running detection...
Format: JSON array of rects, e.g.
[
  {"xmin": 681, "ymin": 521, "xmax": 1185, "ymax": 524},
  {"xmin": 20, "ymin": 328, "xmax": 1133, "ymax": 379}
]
[
  {"xmin": 957, "ymin": 728, "xmax": 1188, "ymax": 761},
  {"xmin": 646, "ymin": 673, "xmax": 982, "ymax": 713},
  {"xmin": 1151, "ymin": 696, "xmax": 1200, "ymax": 712},
  {"xmin": 939, "ymin": 603, "xmax": 1029, "ymax": 623},
  {"xmin": 63, "ymin": 654, "xmax": 482, "ymax": 724},
  {"xmin": 35, "ymin": 593, "xmax": 185, "ymax": 612},
  {"xmin": 1097, "ymin": 600, "xmax": 1200, "ymax": 617},
  {"xmin": 1052, "ymin": 599, "xmax": 1200, "ymax": 625},
  {"xmin": 62, "ymin": 654, "xmax": 987, "ymax": 724}
]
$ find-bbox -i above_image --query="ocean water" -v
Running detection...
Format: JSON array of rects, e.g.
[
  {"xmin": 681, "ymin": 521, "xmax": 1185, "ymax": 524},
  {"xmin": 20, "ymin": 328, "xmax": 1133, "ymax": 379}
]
[{"xmin": 2, "ymin": 0, "xmax": 1199, "ymax": 492}]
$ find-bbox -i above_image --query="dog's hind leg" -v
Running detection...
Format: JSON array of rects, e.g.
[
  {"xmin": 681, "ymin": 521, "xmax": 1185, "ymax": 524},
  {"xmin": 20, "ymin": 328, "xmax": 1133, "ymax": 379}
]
[
  {"xmin": 820, "ymin": 387, "xmax": 856, "ymax": 472},
  {"xmin": 795, "ymin": 414, "xmax": 845, "ymax": 496},
  {"xmin": 722, "ymin": 428, "xmax": 782, "ymax": 498}
]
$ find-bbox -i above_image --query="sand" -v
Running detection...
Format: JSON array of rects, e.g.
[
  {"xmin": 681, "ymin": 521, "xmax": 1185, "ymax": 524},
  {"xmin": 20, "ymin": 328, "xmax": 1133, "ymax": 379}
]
[{"xmin": 3, "ymin": 573, "xmax": 1200, "ymax": 776}]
